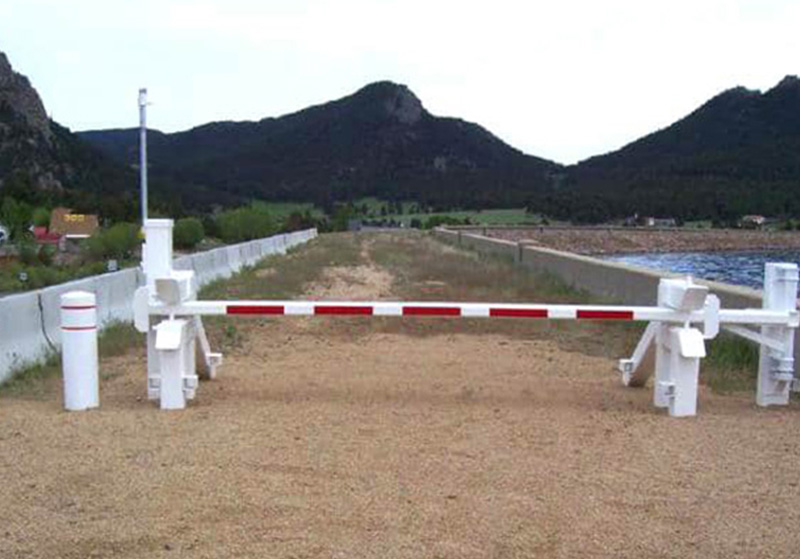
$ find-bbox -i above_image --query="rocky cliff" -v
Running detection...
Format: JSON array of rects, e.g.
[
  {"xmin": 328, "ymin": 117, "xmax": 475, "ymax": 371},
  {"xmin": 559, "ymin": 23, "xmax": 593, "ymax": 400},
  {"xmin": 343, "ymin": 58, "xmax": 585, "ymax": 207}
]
[
  {"xmin": 0, "ymin": 52, "xmax": 52, "ymax": 141},
  {"xmin": 0, "ymin": 51, "xmax": 135, "ymax": 220}
]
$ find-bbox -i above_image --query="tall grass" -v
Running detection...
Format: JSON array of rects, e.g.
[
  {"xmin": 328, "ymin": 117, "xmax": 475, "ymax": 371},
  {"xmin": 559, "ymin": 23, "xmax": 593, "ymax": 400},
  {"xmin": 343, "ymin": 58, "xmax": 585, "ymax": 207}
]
[{"xmin": 704, "ymin": 333, "xmax": 760, "ymax": 393}]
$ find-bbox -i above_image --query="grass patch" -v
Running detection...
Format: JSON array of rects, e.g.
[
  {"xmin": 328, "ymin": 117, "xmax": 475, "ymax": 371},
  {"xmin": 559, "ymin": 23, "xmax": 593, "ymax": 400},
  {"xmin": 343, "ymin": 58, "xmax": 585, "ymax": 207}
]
[
  {"xmin": 704, "ymin": 333, "xmax": 761, "ymax": 394},
  {"xmin": 200, "ymin": 233, "xmax": 362, "ymax": 301},
  {"xmin": 200, "ymin": 233, "xmax": 364, "ymax": 350},
  {"xmin": 391, "ymin": 209, "xmax": 542, "ymax": 227},
  {"xmin": 370, "ymin": 233, "xmax": 592, "ymax": 304},
  {"xmin": 0, "ymin": 321, "xmax": 140, "ymax": 398},
  {"xmin": 0, "ymin": 354, "xmax": 62, "ymax": 398},
  {"xmin": 349, "ymin": 198, "xmax": 552, "ymax": 226},
  {"xmin": 358, "ymin": 232, "xmax": 641, "ymax": 356},
  {"xmin": 259, "ymin": 202, "xmax": 324, "ymax": 220}
]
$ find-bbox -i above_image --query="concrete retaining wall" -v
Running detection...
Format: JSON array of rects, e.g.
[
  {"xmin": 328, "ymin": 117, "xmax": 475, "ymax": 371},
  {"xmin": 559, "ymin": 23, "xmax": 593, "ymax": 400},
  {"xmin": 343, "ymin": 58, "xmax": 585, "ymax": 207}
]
[
  {"xmin": 0, "ymin": 228, "xmax": 318, "ymax": 384},
  {"xmin": 432, "ymin": 226, "xmax": 800, "ymax": 371},
  {"xmin": 433, "ymin": 228, "xmax": 763, "ymax": 308}
]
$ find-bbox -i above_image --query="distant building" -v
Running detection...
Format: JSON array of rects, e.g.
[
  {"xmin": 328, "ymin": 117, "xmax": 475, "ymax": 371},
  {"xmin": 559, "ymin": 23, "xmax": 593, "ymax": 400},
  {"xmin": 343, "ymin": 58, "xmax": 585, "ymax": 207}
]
[
  {"xmin": 0, "ymin": 224, "xmax": 8, "ymax": 245},
  {"xmin": 643, "ymin": 217, "xmax": 677, "ymax": 228},
  {"xmin": 740, "ymin": 215, "xmax": 766, "ymax": 229},
  {"xmin": 49, "ymin": 207, "xmax": 99, "ymax": 239},
  {"xmin": 623, "ymin": 214, "xmax": 639, "ymax": 227},
  {"xmin": 33, "ymin": 226, "xmax": 62, "ymax": 245}
]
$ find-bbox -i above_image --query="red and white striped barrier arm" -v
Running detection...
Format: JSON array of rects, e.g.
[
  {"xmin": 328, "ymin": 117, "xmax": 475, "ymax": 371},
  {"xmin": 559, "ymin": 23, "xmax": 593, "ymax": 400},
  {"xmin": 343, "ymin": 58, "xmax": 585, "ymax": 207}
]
[{"xmin": 149, "ymin": 300, "xmax": 797, "ymax": 326}]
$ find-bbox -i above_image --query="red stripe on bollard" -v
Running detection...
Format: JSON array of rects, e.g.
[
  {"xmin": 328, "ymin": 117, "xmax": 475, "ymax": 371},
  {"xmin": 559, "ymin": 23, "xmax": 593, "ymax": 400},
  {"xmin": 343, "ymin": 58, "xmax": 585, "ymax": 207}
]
[
  {"xmin": 403, "ymin": 306, "xmax": 461, "ymax": 316},
  {"xmin": 490, "ymin": 308, "xmax": 549, "ymax": 318},
  {"xmin": 227, "ymin": 305, "xmax": 285, "ymax": 315},
  {"xmin": 314, "ymin": 306, "xmax": 373, "ymax": 315},
  {"xmin": 576, "ymin": 310, "xmax": 634, "ymax": 320}
]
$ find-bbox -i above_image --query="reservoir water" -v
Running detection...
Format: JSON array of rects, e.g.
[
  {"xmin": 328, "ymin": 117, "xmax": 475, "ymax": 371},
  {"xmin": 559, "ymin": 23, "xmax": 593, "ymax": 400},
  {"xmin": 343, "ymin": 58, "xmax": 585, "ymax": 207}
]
[{"xmin": 603, "ymin": 250, "xmax": 800, "ymax": 291}]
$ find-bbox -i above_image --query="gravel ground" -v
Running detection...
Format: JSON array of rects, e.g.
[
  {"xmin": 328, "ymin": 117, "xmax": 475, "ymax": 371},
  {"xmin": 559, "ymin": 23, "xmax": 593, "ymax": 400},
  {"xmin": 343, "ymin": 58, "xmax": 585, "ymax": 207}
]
[
  {"xmin": 2, "ymin": 235, "xmax": 800, "ymax": 558},
  {"xmin": 470, "ymin": 227, "xmax": 800, "ymax": 255}
]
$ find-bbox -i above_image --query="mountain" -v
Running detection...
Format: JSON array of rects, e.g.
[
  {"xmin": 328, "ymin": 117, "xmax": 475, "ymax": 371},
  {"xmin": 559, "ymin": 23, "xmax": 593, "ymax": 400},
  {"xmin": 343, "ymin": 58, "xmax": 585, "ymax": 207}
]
[
  {"xmin": 81, "ymin": 82, "xmax": 562, "ymax": 210},
  {"xmin": 1, "ymin": 51, "xmax": 61, "ymax": 193},
  {"xmin": 9, "ymin": 45, "xmax": 799, "ymax": 224},
  {"xmin": 546, "ymin": 76, "xmax": 800, "ymax": 222},
  {"xmin": 0, "ymin": 51, "xmax": 137, "ymax": 221}
]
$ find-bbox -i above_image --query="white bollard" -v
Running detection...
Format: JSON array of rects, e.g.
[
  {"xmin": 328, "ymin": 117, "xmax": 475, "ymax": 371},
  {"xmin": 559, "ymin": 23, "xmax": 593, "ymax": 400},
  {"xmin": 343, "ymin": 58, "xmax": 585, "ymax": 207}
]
[{"xmin": 61, "ymin": 291, "xmax": 99, "ymax": 411}]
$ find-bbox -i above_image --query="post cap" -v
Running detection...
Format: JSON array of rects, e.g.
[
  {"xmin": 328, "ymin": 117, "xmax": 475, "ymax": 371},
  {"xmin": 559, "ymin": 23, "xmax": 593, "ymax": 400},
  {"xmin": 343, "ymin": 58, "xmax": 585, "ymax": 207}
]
[
  {"xmin": 145, "ymin": 219, "xmax": 174, "ymax": 229},
  {"xmin": 61, "ymin": 291, "xmax": 96, "ymax": 307}
]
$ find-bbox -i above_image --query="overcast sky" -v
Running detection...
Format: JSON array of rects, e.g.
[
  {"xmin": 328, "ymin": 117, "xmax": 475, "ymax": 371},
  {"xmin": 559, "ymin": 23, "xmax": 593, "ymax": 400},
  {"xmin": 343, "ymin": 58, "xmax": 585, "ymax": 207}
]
[{"xmin": 1, "ymin": 0, "xmax": 798, "ymax": 164}]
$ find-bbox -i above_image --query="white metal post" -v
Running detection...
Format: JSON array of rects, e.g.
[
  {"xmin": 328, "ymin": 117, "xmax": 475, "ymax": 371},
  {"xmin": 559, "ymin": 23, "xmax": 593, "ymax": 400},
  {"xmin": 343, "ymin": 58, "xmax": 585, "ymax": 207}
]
[
  {"xmin": 757, "ymin": 263, "xmax": 798, "ymax": 406},
  {"xmin": 667, "ymin": 327, "xmax": 705, "ymax": 417},
  {"xmin": 143, "ymin": 219, "xmax": 174, "ymax": 291},
  {"xmin": 61, "ymin": 291, "xmax": 99, "ymax": 411},
  {"xmin": 155, "ymin": 319, "xmax": 190, "ymax": 410},
  {"xmin": 143, "ymin": 219, "xmax": 175, "ymax": 399},
  {"xmin": 138, "ymin": 88, "xmax": 148, "ymax": 225},
  {"xmin": 652, "ymin": 281, "xmax": 673, "ymax": 409}
]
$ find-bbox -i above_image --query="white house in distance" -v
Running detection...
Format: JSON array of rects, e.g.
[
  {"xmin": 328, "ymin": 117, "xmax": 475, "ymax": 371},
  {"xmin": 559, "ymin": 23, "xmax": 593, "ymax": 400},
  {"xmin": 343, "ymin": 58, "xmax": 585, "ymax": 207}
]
[
  {"xmin": 0, "ymin": 224, "xmax": 9, "ymax": 245},
  {"xmin": 740, "ymin": 215, "xmax": 766, "ymax": 229}
]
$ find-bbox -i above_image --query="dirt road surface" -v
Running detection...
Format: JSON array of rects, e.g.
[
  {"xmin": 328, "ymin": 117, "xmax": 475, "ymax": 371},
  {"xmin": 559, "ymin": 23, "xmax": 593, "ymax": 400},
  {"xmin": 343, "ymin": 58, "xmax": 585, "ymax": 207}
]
[{"xmin": 2, "ymin": 233, "xmax": 799, "ymax": 558}]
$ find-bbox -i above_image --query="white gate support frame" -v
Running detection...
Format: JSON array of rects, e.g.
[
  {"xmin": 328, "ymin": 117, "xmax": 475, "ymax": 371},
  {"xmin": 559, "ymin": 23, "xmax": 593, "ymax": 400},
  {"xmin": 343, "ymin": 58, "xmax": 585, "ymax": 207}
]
[
  {"xmin": 135, "ymin": 219, "xmax": 219, "ymax": 409},
  {"xmin": 757, "ymin": 263, "xmax": 798, "ymax": 406},
  {"xmin": 131, "ymin": 219, "xmax": 799, "ymax": 416}
]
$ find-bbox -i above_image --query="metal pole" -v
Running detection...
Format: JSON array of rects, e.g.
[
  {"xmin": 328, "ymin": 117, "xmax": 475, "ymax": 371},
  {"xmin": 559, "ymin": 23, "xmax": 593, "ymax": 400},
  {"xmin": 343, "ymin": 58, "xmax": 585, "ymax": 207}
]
[{"xmin": 138, "ymin": 88, "xmax": 148, "ymax": 225}]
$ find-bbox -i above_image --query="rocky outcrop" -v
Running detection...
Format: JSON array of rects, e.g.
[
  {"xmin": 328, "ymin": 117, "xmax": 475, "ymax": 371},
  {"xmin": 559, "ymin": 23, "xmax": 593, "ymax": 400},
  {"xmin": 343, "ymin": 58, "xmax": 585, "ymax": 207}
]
[
  {"xmin": 381, "ymin": 83, "xmax": 423, "ymax": 124},
  {"xmin": 0, "ymin": 51, "xmax": 136, "ymax": 203},
  {"xmin": 0, "ymin": 52, "xmax": 52, "ymax": 141}
]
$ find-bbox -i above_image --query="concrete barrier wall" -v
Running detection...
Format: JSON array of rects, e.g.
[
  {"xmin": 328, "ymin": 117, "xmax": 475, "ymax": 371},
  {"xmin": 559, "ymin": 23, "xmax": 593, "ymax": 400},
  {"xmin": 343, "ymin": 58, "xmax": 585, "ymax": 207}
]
[
  {"xmin": 434, "ymin": 228, "xmax": 763, "ymax": 308},
  {"xmin": 433, "ymin": 226, "xmax": 796, "ymax": 370},
  {"xmin": 0, "ymin": 292, "xmax": 48, "ymax": 379},
  {"xmin": 459, "ymin": 233, "xmax": 519, "ymax": 262},
  {"xmin": 0, "ymin": 228, "xmax": 317, "ymax": 384},
  {"xmin": 518, "ymin": 243, "xmax": 763, "ymax": 308}
]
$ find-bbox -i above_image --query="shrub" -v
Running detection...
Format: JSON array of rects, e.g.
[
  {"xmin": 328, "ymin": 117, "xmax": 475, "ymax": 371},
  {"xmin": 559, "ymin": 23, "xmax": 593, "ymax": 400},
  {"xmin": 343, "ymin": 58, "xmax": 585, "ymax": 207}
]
[
  {"xmin": 1, "ymin": 196, "xmax": 32, "ymax": 240},
  {"xmin": 38, "ymin": 244, "xmax": 56, "ymax": 266},
  {"xmin": 216, "ymin": 203, "xmax": 276, "ymax": 243},
  {"xmin": 84, "ymin": 222, "xmax": 140, "ymax": 261},
  {"xmin": 32, "ymin": 207, "xmax": 51, "ymax": 227},
  {"xmin": 174, "ymin": 217, "xmax": 205, "ymax": 249},
  {"xmin": 17, "ymin": 237, "xmax": 39, "ymax": 265},
  {"xmin": 285, "ymin": 211, "xmax": 318, "ymax": 232},
  {"xmin": 201, "ymin": 214, "xmax": 220, "ymax": 239}
]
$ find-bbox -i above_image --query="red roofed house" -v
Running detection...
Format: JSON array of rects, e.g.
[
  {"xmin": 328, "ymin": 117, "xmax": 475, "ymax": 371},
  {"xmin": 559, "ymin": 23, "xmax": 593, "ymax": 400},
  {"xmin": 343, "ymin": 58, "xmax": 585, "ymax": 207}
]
[{"xmin": 33, "ymin": 226, "xmax": 62, "ymax": 245}]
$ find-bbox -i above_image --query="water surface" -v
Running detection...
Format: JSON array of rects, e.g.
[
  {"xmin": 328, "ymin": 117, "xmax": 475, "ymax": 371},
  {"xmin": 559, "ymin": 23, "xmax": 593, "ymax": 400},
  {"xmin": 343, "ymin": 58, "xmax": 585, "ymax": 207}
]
[{"xmin": 603, "ymin": 250, "xmax": 800, "ymax": 291}]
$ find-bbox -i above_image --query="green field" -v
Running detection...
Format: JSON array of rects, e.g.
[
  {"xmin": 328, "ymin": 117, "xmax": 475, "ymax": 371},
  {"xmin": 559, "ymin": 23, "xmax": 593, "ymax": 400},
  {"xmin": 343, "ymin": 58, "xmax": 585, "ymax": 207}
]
[
  {"xmin": 351, "ymin": 198, "xmax": 544, "ymax": 226},
  {"xmin": 256, "ymin": 202, "xmax": 325, "ymax": 219}
]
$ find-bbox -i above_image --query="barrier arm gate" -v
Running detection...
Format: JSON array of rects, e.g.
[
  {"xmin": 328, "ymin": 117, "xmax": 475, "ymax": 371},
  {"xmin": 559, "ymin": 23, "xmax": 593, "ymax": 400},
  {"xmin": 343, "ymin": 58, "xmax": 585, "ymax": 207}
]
[{"xmin": 124, "ymin": 219, "xmax": 799, "ymax": 417}]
